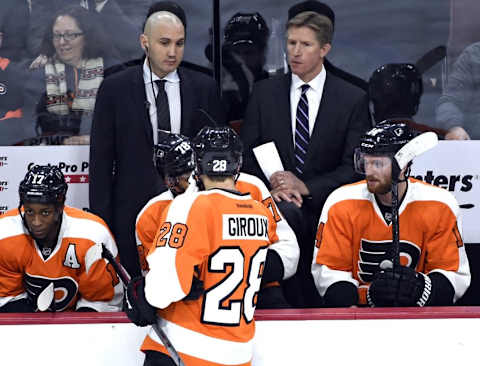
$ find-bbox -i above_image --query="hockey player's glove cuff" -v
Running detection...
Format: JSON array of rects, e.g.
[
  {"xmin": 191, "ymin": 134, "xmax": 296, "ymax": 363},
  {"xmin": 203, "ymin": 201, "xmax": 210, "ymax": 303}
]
[{"xmin": 126, "ymin": 276, "xmax": 157, "ymax": 326}]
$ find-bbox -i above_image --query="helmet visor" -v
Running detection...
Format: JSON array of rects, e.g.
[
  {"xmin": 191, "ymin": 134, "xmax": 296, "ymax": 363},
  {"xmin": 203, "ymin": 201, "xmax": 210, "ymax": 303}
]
[{"xmin": 354, "ymin": 148, "xmax": 393, "ymax": 175}]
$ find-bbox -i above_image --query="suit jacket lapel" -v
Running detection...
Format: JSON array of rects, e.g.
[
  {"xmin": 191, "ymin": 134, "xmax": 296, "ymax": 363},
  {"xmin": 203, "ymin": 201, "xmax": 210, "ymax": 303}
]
[
  {"xmin": 178, "ymin": 68, "xmax": 193, "ymax": 135},
  {"xmin": 131, "ymin": 65, "xmax": 153, "ymax": 145},
  {"xmin": 278, "ymin": 74, "xmax": 296, "ymax": 169},
  {"xmin": 306, "ymin": 71, "xmax": 337, "ymax": 163}
]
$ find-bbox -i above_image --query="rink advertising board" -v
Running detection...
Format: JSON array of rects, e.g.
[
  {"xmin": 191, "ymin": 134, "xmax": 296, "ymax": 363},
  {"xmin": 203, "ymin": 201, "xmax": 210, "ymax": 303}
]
[{"xmin": 0, "ymin": 141, "xmax": 479, "ymax": 242}]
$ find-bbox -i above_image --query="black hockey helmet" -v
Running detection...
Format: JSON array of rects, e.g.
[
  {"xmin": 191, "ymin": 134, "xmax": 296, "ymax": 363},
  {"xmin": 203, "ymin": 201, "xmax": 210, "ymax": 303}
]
[
  {"xmin": 368, "ymin": 63, "xmax": 423, "ymax": 123},
  {"xmin": 154, "ymin": 132, "xmax": 195, "ymax": 178},
  {"xmin": 192, "ymin": 126, "xmax": 243, "ymax": 177},
  {"xmin": 224, "ymin": 12, "xmax": 270, "ymax": 49},
  {"xmin": 354, "ymin": 121, "xmax": 416, "ymax": 174},
  {"xmin": 19, "ymin": 165, "xmax": 68, "ymax": 206}
]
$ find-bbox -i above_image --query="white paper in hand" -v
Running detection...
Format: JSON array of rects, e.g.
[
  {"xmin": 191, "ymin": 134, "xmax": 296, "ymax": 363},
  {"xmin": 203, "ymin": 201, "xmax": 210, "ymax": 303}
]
[{"xmin": 253, "ymin": 142, "xmax": 284, "ymax": 180}]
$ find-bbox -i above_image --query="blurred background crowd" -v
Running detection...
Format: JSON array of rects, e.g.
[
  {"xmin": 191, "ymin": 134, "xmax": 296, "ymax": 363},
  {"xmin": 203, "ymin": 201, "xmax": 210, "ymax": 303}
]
[{"xmin": 1, "ymin": 0, "xmax": 480, "ymax": 145}]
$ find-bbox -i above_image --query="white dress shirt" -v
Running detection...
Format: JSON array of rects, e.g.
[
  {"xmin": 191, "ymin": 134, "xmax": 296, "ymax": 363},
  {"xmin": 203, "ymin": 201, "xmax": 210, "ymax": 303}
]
[
  {"xmin": 289, "ymin": 67, "xmax": 327, "ymax": 144},
  {"xmin": 143, "ymin": 59, "xmax": 181, "ymax": 143}
]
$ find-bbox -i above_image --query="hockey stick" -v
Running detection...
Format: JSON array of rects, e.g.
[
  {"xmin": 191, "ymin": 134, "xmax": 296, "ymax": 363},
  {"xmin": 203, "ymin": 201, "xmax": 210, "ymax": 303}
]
[
  {"xmin": 415, "ymin": 45, "xmax": 447, "ymax": 75},
  {"xmin": 380, "ymin": 132, "xmax": 439, "ymax": 270},
  {"xmin": 101, "ymin": 244, "xmax": 186, "ymax": 366}
]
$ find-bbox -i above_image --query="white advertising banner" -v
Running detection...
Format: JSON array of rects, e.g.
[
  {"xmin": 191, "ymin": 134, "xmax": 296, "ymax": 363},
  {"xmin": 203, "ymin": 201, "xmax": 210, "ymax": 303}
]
[
  {"xmin": 410, "ymin": 141, "xmax": 480, "ymax": 243},
  {"xmin": 0, "ymin": 146, "xmax": 90, "ymax": 214},
  {"xmin": 0, "ymin": 142, "xmax": 479, "ymax": 242}
]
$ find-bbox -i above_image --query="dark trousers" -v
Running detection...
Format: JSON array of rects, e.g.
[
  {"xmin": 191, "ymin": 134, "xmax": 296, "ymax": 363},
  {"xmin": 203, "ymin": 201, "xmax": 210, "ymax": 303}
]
[{"xmin": 276, "ymin": 200, "xmax": 323, "ymax": 308}]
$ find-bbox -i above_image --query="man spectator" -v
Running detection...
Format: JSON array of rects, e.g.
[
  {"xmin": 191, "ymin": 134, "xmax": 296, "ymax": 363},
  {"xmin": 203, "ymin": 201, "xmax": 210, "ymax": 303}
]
[
  {"xmin": 0, "ymin": 165, "xmax": 123, "ymax": 312},
  {"xmin": 240, "ymin": 5, "xmax": 370, "ymax": 306},
  {"xmin": 89, "ymin": 1, "xmax": 225, "ymax": 277},
  {"xmin": 312, "ymin": 122, "xmax": 470, "ymax": 307},
  {"xmin": 436, "ymin": 41, "xmax": 480, "ymax": 140}
]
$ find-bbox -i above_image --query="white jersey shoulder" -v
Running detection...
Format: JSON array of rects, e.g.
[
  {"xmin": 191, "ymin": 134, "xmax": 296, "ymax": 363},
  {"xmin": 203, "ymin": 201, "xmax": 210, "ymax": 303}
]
[
  {"xmin": 62, "ymin": 208, "xmax": 117, "ymax": 256},
  {"xmin": 0, "ymin": 212, "xmax": 26, "ymax": 240},
  {"xmin": 319, "ymin": 181, "xmax": 370, "ymax": 223}
]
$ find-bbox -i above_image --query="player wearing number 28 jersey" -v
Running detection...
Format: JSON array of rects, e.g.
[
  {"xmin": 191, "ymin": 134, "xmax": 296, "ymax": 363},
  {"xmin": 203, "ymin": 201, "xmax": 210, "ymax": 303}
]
[
  {"xmin": 136, "ymin": 127, "xmax": 279, "ymax": 366},
  {"xmin": 142, "ymin": 189, "xmax": 278, "ymax": 365}
]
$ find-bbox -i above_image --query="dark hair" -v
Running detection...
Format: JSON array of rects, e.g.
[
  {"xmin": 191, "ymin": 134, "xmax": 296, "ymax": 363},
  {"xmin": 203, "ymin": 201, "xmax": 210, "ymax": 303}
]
[
  {"xmin": 288, "ymin": 0, "xmax": 335, "ymax": 30},
  {"xmin": 38, "ymin": 5, "xmax": 112, "ymax": 60}
]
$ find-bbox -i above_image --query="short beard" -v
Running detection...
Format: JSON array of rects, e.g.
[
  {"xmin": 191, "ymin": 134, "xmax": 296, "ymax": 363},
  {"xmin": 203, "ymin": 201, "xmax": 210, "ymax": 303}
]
[{"xmin": 366, "ymin": 177, "xmax": 392, "ymax": 195}]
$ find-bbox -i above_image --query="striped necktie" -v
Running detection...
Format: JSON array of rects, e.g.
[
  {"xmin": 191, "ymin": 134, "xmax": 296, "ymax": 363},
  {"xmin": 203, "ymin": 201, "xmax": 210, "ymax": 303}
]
[
  {"xmin": 155, "ymin": 80, "xmax": 171, "ymax": 136},
  {"xmin": 294, "ymin": 84, "xmax": 310, "ymax": 175}
]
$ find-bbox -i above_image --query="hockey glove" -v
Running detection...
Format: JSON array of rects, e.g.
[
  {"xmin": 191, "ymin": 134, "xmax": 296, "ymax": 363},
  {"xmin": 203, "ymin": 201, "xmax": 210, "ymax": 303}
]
[
  {"xmin": 126, "ymin": 276, "xmax": 158, "ymax": 327},
  {"xmin": 184, "ymin": 274, "xmax": 204, "ymax": 301},
  {"xmin": 367, "ymin": 265, "xmax": 432, "ymax": 307}
]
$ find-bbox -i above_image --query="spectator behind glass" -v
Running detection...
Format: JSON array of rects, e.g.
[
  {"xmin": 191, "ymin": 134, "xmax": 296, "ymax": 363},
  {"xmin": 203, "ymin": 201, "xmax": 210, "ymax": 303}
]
[
  {"xmin": 0, "ymin": 2, "xmax": 34, "ymax": 145},
  {"xmin": 27, "ymin": 5, "xmax": 116, "ymax": 145},
  {"xmin": 436, "ymin": 42, "xmax": 480, "ymax": 140},
  {"xmin": 81, "ymin": 0, "xmax": 139, "ymax": 62},
  {"xmin": 0, "ymin": 0, "xmax": 29, "ymax": 62},
  {"xmin": 205, "ymin": 12, "xmax": 271, "ymax": 126}
]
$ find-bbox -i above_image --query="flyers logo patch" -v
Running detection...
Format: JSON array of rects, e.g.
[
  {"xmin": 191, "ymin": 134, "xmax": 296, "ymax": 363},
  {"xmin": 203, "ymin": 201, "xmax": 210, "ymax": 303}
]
[
  {"xmin": 357, "ymin": 239, "xmax": 421, "ymax": 283},
  {"xmin": 24, "ymin": 274, "xmax": 79, "ymax": 311}
]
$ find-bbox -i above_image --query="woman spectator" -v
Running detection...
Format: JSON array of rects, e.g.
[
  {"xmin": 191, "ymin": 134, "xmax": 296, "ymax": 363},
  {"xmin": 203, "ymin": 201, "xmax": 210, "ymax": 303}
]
[{"xmin": 29, "ymin": 6, "xmax": 117, "ymax": 145}]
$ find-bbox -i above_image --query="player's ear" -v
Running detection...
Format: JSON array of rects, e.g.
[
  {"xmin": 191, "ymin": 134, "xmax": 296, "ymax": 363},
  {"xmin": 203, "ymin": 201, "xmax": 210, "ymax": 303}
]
[{"xmin": 140, "ymin": 34, "xmax": 149, "ymax": 54}]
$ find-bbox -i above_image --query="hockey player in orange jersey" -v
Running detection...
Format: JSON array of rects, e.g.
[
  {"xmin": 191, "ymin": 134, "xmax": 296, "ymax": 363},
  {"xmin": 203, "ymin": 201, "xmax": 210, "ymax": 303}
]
[
  {"xmin": 0, "ymin": 165, "xmax": 123, "ymax": 312},
  {"xmin": 312, "ymin": 122, "xmax": 470, "ymax": 307},
  {"xmin": 126, "ymin": 127, "xmax": 282, "ymax": 366},
  {"xmin": 135, "ymin": 131, "xmax": 298, "ymax": 308}
]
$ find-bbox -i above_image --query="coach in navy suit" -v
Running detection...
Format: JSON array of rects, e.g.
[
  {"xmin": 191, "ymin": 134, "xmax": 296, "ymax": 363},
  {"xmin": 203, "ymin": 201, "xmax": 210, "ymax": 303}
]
[
  {"xmin": 89, "ymin": 2, "xmax": 225, "ymax": 277},
  {"xmin": 240, "ymin": 7, "xmax": 370, "ymax": 307}
]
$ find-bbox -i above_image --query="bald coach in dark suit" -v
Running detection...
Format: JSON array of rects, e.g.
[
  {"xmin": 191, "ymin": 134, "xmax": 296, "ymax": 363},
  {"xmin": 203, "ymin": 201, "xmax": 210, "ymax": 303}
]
[{"xmin": 89, "ymin": 3, "xmax": 225, "ymax": 277}]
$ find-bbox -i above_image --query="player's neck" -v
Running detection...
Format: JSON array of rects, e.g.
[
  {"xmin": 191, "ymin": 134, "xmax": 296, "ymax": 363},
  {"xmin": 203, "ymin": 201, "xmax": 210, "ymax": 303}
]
[
  {"xmin": 376, "ymin": 180, "xmax": 408, "ymax": 206},
  {"xmin": 202, "ymin": 176, "xmax": 237, "ymax": 191}
]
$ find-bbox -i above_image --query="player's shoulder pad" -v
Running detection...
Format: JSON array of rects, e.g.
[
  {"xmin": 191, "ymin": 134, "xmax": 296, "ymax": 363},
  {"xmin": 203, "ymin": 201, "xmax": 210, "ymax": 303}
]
[
  {"xmin": 164, "ymin": 190, "xmax": 203, "ymax": 223},
  {"xmin": 136, "ymin": 190, "xmax": 174, "ymax": 224},
  {"xmin": 236, "ymin": 172, "xmax": 269, "ymax": 198},
  {"xmin": 0, "ymin": 210, "xmax": 25, "ymax": 240},
  {"xmin": 63, "ymin": 206, "xmax": 114, "ymax": 243},
  {"xmin": 320, "ymin": 181, "xmax": 369, "ymax": 222},
  {"xmin": 408, "ymin": 178, "xmax": 460, "ymax": 216}
]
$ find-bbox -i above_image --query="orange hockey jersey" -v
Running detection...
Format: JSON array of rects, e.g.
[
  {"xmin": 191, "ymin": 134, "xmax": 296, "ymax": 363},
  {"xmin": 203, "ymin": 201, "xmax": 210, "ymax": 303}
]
[
  {"xmin": 0, "ymin": 206, "xmax": 123, "ymax": 311},
  {"xmin": 312, "ymin": 178, "xmax": 471, "ymax": 305},
  {"xmin": 135, "ymin": 172, "xmax": 298, "ymax": 278},
  {"xmin": 141, "ymin": 188, "xmax": 278, "ymax": 366}
]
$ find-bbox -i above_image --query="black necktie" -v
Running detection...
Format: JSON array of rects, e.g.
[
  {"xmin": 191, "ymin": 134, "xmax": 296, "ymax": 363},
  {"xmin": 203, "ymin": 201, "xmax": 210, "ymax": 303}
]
[
  {"xmin": 155, "ymin": 80, "xmax": 171, "ymax": 136},
  {"xmin": 294, "ymin": 84, "xmax": 310, "ymax": 175}
]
